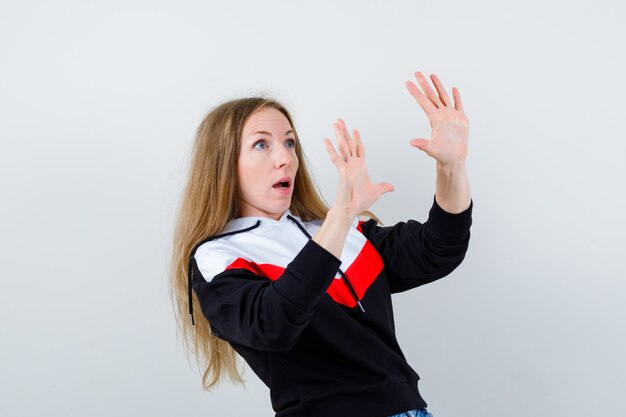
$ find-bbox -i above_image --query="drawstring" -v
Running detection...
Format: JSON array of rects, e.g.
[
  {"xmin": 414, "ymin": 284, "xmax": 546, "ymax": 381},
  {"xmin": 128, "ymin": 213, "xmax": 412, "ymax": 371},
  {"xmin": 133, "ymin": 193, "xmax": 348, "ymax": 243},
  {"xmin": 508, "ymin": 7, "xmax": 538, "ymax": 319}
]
[
  {"xmin": 337, "ymin": 269, "xmax": 365, "ymax": 313},
  {"xmin": 187, "ymin": 259, "xmax": 195, "ymax": 326},
  {"xmin": 287, "ymin": 215, "xmax": 365, "ymax": 313},
  {"xmin": 187, "ymin": 220, "xmax": 261, "ymax": 326}
]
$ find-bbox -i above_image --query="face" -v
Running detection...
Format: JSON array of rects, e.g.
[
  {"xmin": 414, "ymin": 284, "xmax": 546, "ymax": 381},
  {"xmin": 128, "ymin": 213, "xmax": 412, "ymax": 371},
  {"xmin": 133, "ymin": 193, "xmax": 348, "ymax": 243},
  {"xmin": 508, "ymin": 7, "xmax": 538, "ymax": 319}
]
[{"xmin": 237, "ymin": 107, "xmax": 299, "ymax": 220}]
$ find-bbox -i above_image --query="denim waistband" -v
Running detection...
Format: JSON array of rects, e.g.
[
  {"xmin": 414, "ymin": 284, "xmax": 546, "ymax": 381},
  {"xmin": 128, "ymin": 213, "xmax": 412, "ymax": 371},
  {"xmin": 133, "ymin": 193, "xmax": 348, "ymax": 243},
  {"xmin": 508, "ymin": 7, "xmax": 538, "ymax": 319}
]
[{"xmin": 388, "ymin": 408, "xmax": 433, "ymax": 417}]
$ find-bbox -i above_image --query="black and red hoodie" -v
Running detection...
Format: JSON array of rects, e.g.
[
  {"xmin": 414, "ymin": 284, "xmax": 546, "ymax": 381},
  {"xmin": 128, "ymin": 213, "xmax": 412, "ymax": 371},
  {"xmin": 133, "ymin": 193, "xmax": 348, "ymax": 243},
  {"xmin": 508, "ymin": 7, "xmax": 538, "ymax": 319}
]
[{"xmin": 189, "ymin": 197, "xmax": 472, "ymax": 417}]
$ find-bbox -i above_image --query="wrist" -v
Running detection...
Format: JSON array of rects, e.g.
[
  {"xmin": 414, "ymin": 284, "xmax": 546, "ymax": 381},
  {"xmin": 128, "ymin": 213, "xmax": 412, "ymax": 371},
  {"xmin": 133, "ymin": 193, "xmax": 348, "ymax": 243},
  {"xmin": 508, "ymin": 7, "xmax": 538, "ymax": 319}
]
[
  {"xmin": 437, "ymin": 160, "xmax": 466, "ymax": 176},
  {"xmin": 313, "ymin": 206, "xmax": 355, "ymax": 259},
  {"xmin": 327, "ymin": 205, "xmax": 357, "ymax": 224}
]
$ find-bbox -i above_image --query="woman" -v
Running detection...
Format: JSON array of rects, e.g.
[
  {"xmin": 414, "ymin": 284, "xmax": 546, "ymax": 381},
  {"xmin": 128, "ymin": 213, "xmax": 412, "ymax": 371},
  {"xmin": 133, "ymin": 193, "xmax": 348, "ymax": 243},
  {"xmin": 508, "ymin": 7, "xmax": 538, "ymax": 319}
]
[{"xmin": 170, "ymin": 71, "xmax": 472, "ymax": 417}]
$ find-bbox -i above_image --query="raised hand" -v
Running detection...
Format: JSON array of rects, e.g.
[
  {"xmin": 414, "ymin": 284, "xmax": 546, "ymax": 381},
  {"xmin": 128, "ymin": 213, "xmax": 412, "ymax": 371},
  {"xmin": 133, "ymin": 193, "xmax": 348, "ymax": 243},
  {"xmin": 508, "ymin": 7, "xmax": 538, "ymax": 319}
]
[
  {"xmin": 324, "ymin": 119, "xmax": 394, "ymax": 218},
  {"xmin": 405, "ymin": 72, "xmax": 469, "ymax": 167}
]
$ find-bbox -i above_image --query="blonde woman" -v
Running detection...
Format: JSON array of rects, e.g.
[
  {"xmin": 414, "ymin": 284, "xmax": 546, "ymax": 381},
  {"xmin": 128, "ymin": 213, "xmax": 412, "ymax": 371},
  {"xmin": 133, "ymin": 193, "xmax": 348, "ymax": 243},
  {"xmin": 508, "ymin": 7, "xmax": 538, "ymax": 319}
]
[{"xmin": 171, "ymin": 71, "xmax": 472, "ymax": 417}]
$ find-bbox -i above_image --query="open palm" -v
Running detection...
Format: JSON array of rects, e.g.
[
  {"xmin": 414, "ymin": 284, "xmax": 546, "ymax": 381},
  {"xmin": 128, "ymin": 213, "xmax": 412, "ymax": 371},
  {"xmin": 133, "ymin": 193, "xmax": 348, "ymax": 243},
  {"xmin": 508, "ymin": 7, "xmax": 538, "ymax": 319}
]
[
  {"xmin": 324, "ymin": 119, "xmax": 394, "ymax": 217},
  {"xmin": 406, "ymin": 72, "xmax": 469, "ymax": 165}
]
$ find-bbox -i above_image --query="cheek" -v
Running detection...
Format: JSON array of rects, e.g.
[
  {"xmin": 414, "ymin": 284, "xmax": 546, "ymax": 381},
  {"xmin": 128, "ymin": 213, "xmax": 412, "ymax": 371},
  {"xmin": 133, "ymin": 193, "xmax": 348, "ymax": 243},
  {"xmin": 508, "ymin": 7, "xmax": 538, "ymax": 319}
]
[
  {"xmin": 237, "ymin": 159, "xmax": 263, "ymax": 194},
  {"xmin": 236, "ymin": 160, "xmax": 251, "ymax": 195}
]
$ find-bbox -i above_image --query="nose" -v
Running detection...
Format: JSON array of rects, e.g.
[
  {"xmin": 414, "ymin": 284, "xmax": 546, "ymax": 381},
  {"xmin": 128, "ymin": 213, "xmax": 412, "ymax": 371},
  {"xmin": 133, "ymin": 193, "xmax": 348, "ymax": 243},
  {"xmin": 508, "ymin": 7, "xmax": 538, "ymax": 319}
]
[{"xmin": 273, "ymin": 144, "xmax": 293, "ymax": 169}]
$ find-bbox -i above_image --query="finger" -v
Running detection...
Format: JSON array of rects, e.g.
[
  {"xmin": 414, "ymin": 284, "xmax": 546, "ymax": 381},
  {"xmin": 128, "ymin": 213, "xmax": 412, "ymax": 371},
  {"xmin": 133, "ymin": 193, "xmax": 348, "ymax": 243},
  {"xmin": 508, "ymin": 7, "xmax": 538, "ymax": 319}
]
[
  {"xmin": 409, "ymin": 138, "xmax": 430, "ymax": 152},
  {"xmin": 452, "ymin": 87, "xmax": 465, "ymax": 113},
  {"xmin": 406, "ymin": 80, "xmax": 437, "ymax": 117},
  {"xmin": 337, "ymin": 118, "xmax": 357, "ymax": 157},
  {"xmin": 352, "ymin": 128, "xmax": 364, "ymax": 159},
  {"xmin": 376, "ymin": 182, "xmax": 395, "ymax": 195},
  {"xmin": 324, "ymin": 138, "xmax": 344, "ymax": 168},
  {"xmin": 333, "ymin": 122, "xmax": 351, "ymax": 162},
  {"xmin": 430, "ymin": 74, "xmax": 452, "ymax": 107},
  {"xmin": 414, "ymin": 71, "xmax": 442, "ymax": 108}
]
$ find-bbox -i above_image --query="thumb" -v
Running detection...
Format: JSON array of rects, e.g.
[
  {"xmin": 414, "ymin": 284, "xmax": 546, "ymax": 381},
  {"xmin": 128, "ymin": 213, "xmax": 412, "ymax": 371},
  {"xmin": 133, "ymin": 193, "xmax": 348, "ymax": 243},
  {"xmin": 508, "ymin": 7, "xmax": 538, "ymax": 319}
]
[
  {"xmin": 376, "ymin": 182, "xmax": 395, "ymax": 195},
  {"xmin": 409, "ymin": 138, "xmax": 429, "ymax": 151}
]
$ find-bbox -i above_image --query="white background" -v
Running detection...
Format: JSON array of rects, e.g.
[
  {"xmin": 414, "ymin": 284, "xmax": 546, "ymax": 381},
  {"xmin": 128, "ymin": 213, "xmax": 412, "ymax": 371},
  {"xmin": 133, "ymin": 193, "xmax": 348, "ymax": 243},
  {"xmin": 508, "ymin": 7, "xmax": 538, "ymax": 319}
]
[{"xmin": 1, "ymin": 0, "xmax": 625, "ymax": 416}]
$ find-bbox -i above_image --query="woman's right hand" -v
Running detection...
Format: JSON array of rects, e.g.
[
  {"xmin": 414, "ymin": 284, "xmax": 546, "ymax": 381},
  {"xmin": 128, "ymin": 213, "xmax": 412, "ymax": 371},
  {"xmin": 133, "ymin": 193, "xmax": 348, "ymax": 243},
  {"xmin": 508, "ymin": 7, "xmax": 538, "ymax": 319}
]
[{"xmin": 324, "ymin": 119, "xmax": 395, "ymax": 219}]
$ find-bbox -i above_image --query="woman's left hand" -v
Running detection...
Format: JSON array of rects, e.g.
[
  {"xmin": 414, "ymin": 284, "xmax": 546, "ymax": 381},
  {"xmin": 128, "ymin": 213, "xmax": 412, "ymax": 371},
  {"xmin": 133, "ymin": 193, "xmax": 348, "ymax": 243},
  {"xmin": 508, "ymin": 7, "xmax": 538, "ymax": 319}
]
[{"xmin": 405, "ymin": 72, "xmax": 469, "ymax": 167}]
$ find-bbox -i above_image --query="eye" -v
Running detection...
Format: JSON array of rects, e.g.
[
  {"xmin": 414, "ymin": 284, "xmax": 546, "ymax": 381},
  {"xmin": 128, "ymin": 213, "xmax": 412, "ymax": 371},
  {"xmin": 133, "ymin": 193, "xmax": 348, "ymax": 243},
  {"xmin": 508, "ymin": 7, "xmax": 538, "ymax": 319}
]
[
  {"xmin": 286, "ymin": 138, "xmax": 296, "ymax": 148},
  {"xmin": 252, "ymin": 140, "xmax": 267, "ymax": 150}
]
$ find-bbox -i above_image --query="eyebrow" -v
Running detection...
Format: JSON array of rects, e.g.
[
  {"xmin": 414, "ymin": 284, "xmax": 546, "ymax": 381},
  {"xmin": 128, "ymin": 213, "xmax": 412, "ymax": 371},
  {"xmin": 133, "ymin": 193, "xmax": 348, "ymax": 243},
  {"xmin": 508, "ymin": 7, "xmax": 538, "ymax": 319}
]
[{"xmin": 248, "ymin": 129, "xmax": 295, "ymax": 138}]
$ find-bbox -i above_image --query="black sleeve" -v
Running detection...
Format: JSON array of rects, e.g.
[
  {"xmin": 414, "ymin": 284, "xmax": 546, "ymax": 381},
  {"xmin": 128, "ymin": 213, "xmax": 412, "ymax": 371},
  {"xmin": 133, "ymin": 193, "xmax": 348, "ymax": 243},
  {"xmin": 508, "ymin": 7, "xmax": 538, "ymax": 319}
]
[
  {"xmin": 192, "ymin": 239, "xmax": 342, "ymax": 351},
  {"xmin": 359, "ymin": 196, "xmax": 473, "ymax": 293}
]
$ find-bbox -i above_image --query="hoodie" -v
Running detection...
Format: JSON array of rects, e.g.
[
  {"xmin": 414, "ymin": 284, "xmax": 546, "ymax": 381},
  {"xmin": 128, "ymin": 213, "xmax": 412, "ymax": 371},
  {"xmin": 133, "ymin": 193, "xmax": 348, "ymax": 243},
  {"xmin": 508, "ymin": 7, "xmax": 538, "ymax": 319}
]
[{"xmin": 190, "ymin": 197, "xmax": 472, "ymax": 417}]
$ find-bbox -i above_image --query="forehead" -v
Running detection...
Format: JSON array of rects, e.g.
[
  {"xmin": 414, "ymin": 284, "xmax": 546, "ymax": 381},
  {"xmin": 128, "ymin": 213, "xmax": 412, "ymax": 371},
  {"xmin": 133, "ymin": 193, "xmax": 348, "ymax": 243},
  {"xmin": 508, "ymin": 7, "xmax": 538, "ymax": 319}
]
[{"xmin": 242, "ymin": 107, "xmax": 292, "ymax": 137}]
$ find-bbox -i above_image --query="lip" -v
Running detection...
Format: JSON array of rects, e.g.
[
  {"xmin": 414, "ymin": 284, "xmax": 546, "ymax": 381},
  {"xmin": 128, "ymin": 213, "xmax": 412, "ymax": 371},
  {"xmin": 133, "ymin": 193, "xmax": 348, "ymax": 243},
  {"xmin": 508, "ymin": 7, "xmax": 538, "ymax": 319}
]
[
  {"xmin": 272, "ymin": 176, "xmax": 292, "ymax": 195},
  {"xmin": 272, "ymin": 176, "xmax": 292, "ymax": 187}
]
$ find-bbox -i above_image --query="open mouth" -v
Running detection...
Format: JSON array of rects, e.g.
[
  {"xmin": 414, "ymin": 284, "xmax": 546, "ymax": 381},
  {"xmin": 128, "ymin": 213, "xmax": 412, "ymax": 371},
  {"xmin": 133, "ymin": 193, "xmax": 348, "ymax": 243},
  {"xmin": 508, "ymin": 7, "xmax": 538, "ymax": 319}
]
[{"xmin": 272, "ymin": 178, "xmax": 291, "ymax": 189}]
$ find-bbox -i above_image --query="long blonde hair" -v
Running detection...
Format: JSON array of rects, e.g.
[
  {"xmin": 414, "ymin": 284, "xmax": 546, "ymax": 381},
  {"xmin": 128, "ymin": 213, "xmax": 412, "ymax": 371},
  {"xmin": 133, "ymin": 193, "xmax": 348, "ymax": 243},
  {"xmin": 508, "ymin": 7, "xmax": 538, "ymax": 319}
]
[{"xmin": 170, "ymin": 97, "xmax": 379, "ymax": 390}]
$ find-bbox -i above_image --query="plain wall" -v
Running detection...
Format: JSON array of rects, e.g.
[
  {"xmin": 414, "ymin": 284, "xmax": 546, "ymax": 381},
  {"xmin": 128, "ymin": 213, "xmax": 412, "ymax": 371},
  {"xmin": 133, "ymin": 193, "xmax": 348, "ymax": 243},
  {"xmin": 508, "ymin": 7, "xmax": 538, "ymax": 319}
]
[{"xmin": 1, "ymin": 0, "xmax": 625, "ymax": 416}]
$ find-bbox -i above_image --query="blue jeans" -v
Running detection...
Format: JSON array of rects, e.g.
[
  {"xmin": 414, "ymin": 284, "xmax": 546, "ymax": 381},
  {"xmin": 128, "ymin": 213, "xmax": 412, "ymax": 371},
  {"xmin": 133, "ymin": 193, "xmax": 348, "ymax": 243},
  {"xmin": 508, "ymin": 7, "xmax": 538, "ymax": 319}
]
[{"xmin": 388, "ymin": 408, "xmax": 433, "ymax": 417}]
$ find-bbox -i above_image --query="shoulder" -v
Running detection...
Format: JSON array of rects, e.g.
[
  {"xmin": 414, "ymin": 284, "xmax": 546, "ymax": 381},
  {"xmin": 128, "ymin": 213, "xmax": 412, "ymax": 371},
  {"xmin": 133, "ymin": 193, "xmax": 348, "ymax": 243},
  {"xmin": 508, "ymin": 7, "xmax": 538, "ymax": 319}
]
[
  {"xmin": 355, "ymin": 216, "xmax": 386, "ymax": 237},
  {"xmin": 192, "ymin": 218, "xmax": 263, "ymax": 282},
  {"xmin": 194, "ymin": 239, "xmax": 241, "ymax": 282}
]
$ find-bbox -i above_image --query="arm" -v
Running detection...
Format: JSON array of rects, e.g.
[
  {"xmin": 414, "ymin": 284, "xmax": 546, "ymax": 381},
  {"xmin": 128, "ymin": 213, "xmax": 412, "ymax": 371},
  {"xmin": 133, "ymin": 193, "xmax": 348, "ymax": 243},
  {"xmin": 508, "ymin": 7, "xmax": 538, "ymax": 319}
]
[
  {"xmin": 298, "ymin": 71, "xmax": 471, "ymax": 265},
  {"xmin": 193, "ymin": 239, "xmax": 341, "ymax": 351},
  {"xmin": 359, "ymin": 196, "xmax": 472, "ymax": 293},
  {"xmin": 406, "ymin": 71, "xmax": 472, "ymax": 213},
  {"xmin": 357, "ymin": 71, "xmax": 473, "ymax": 292}
]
